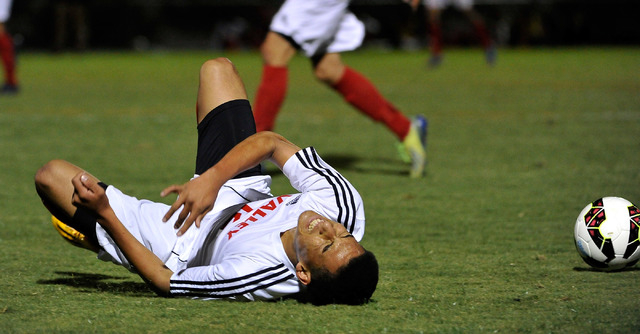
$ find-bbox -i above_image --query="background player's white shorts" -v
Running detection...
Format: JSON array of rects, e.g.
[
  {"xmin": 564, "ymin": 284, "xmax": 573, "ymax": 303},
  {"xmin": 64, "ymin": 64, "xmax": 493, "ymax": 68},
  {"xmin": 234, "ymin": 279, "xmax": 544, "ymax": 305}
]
[
  {"xmin": 0, "ymin": 0, "xmax": 13, "ymax": 23},
  {"xmin": 270, "ymin": 0, "xmax": 365, "ymax": 58},
  {"xmin": 95, "ymin": 175, "xmax": 272, "ymax": 271},
  {"xmin": 424, "ymin": 0, "xmax": 473, "ymax": 10}
]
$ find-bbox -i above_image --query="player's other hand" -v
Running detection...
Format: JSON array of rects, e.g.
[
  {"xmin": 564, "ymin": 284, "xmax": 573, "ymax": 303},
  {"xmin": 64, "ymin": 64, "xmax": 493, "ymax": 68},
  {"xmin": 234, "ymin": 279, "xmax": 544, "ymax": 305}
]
[
  {"xmin": 71, "ymin": 172, "xmax": 110, "ymax": 216},
  {"xmin": 161, "ymin": 175, "xmax": 219, "ymax": 236}
]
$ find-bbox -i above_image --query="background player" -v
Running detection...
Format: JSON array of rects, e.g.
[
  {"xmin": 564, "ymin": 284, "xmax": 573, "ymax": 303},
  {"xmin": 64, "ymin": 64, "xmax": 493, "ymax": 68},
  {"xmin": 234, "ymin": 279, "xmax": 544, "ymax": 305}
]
[
  {"xmin": 408, "ymin": 0, "xmax": 496, "ymax": 67},
  {"xmin": 253, "ymin": 0, "xmax": 428, "ymax": 178},
  {"xmin": 34, "ymin": 57, "xmax": 378, "ymax": 305},
  {"xmin": 0, "ymin": 0, "xmax": 17, "ymax": 93}
]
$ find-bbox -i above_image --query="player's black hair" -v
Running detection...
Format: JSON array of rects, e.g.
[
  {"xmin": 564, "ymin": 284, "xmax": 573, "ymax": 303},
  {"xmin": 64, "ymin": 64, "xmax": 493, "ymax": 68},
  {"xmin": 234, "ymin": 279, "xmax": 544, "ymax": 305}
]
[{"xmin": 304, "ymin": 249, "xmax": 378, "ymax": 306}]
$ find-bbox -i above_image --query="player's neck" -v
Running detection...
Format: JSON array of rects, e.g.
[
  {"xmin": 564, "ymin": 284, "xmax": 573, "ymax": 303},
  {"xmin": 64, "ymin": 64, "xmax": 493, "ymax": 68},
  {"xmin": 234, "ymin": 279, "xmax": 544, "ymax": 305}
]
[{"xmin": 280, "ymin": 228, "xmax": 298, "ymax": 265}]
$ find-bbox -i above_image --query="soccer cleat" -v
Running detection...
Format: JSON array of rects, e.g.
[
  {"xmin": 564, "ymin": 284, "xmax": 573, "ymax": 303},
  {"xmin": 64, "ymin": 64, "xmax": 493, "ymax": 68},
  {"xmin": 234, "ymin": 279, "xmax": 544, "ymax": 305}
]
[
  {"xmin": 51, "ymin": 215, "xmax": 99, "ymax": 252},
  {"xmin": 485, "ymin": 44, "xmax": 497, "ymax": 66},
  {"xmin": 1, "ymin": 83, "xmax": 19, "ymax": 95},
  {"xmin": 396, "ymin": 142, "xmax": 411, "ymax": 164},
  {"xmin": 428, "ymin": 54, "xmax": 442, "ymax": 68},
  {"xmin": 401, "ymin": 115, "xmax": 428, "ymax": 178}
]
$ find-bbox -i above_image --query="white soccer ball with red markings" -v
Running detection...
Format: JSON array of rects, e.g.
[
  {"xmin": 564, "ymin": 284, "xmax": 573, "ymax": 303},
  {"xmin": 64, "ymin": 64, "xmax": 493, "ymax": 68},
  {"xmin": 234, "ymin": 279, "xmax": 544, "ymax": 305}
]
[{"xmin": 574, "ymin": 197, "xmax": 640, "ymax": 271}]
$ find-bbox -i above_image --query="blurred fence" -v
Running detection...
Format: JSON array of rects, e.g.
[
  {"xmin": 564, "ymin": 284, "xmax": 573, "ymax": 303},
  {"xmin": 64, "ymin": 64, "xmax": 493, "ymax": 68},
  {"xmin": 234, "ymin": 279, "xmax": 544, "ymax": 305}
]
[{"xmin": 8, "ymin": 0, "xmax": 639, "ymax": 51}]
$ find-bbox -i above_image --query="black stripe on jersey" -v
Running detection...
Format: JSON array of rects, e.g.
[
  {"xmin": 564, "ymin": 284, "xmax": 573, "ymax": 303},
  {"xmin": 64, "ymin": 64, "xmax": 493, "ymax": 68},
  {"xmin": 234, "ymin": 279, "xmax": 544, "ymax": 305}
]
[
  {"xmin": 171, "ymin": 263, "xmax": 288, "ymax": 286},
  {"xmin": 296, "ymin": 147, "xmax": 357, "ymax": 234},
  {"xmin": 170, "ymin": 263, "xmax": 295, "ymax": 299}
]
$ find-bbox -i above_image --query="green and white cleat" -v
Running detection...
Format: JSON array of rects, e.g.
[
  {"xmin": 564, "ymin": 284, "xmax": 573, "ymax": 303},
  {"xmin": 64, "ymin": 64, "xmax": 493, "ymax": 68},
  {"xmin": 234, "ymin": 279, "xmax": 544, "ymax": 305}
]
[{"xmin": 400, "ymin": 115, "xmax": 428, "ymax": 178}]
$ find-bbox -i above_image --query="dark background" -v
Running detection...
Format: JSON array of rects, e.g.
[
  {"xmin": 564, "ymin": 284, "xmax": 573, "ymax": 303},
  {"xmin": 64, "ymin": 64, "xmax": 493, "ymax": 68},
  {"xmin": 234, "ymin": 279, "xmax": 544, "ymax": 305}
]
[{"xmin": 7, "ymin": 0, "xmax": 639, "ymax": 52}]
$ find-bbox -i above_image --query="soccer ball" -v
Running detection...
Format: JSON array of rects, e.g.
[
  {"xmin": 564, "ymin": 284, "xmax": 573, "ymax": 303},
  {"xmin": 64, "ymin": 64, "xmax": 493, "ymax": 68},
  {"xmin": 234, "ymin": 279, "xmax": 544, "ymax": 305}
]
[{"xmin": 574, "ymin": 197, "xmax": 640, "ymax": 271}]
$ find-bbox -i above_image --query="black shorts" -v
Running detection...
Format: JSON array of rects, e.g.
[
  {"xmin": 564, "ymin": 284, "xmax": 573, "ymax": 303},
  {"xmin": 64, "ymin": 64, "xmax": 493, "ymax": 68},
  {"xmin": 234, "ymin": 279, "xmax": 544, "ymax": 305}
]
[{"xmin": 195, "ymin": 99, "xmax": 262, "ymax": 178}]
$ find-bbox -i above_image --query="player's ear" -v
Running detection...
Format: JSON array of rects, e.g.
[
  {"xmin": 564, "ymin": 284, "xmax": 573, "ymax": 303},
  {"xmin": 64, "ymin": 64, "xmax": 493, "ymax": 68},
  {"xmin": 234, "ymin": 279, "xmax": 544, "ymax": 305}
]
[{"xmin": 296, "ymin": 262, "xmax": 311, "ymax": 285}]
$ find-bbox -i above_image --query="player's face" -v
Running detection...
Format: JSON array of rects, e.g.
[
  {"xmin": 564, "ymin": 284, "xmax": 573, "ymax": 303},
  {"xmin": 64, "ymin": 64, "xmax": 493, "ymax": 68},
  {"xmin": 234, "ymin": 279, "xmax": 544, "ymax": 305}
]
[{"xmin": 294, "ymin": 211, "xmax": 364, "ymax": 273}]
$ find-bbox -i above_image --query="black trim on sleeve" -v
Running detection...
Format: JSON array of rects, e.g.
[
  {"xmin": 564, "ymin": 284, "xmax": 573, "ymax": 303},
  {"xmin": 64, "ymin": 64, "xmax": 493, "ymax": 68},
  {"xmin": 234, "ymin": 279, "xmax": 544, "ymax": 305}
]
[
  {"xmin": 295, "ymin": 147, "xmax": 357, "ymax": 234},
  {"xmin": 170, "ymin": 263, "xmax": 294, "ymax": 299}
]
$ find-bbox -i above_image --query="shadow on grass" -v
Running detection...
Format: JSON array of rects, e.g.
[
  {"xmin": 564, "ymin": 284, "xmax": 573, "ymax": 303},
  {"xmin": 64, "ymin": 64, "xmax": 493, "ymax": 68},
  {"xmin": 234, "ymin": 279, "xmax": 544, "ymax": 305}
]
[
  {"xmin": 572, "ymin": 266, "xmax": 640, "ymax": 273},
  {"xmin": 264, "ymin": 153, "xmax": 409, "ymax": 177},
  {"xmin": 37, "ymin": 271, "xmax": 155, "ymax": 297}
]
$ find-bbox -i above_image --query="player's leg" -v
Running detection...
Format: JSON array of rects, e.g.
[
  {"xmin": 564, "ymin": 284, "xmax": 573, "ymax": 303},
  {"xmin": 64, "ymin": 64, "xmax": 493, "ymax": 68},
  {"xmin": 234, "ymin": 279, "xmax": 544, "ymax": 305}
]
[
  {"xmin": 461, "ymin": 8, "xmax": 495, "ymax": 65},
  {"xmin": 0, "ymin": 22, "xmax": 18, "ymax": 92},
  {"xmin": 317, "ymin": 53, "xmax": 427, "ymax": 178},
  {"xmin": 252, "ymin": 31, "xmax": 296, "ymax": 132},
  {"xmin": 194, "ymin": 57, "xmax": 262, "ymax": 178},
  {"xmin": 452, "ymin": 0, "xmax": 495, "ymax": 65},
  {"xmin": 318, "ymin": 53, "xmax": 410, "ymax": 140},
  {"xmin": 425, "ymin": 7, "xmax": 443, "ymax": 67},
  {"xmin": 34, "ymin": 160, "xmax": 101, "ymax": 251},
  {"xmin": 196, "ymin": 57, "xmax": 249, "ymax": 124},
  {"xmin": 463, "ymin": 9, "xmax": 489, "ymax": 45}
]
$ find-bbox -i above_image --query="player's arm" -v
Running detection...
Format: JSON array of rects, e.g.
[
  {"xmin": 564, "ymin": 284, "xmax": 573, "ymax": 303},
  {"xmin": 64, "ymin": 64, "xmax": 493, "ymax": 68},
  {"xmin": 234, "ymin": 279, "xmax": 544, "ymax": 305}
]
[
  {"xmin": 71, "ymin": 173, "xmax": 172, "ymax": 295},
  {"xmin": 161, "ymin": 131, "xmax": 301, "ymax": 236}
]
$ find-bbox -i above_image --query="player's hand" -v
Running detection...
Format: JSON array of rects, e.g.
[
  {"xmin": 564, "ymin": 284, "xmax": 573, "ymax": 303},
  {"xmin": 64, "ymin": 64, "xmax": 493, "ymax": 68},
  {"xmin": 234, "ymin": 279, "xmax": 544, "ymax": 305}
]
[
  {"xmin": 71, "ymin": 172, "xmax": 110, "ymax": 216},
  {"xmin": 161, "ymin": 175, "xmax": 219, "ymax": 236}
]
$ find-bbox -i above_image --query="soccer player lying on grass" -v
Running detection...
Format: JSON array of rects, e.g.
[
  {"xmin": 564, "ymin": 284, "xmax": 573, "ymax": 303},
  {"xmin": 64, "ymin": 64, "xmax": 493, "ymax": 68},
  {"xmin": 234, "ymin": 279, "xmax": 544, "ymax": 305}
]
[{"xmin": 34, "ymin": 57, "xmax": 378, "ymax": 305}]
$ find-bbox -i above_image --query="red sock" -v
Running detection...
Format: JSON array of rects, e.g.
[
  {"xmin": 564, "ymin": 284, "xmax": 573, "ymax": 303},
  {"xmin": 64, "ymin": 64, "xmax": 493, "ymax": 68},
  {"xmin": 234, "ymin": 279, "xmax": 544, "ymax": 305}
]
[
  {"xmin": 0, "ymin": 32, "xmax": 17, "ymax": 85},
  {"xmin": 429, "ymin": 23, "xmax": 443, "ymax": 56},
  {"xmin": 332, "ymin": 67, "xmax": 410, "ymax": 140},
  {"xmin": 472, "ymin": 21, "xmax": 492, "ymax": 49},
  {"xmin": 253, "ymin": 65, "xmax": 288, "ymax": 132}
]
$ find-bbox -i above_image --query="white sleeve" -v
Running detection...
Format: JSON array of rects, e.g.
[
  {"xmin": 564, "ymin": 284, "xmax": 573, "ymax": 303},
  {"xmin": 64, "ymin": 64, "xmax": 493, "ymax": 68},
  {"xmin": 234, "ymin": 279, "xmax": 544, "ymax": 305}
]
[
  {"xmin": 282, "ymin": 147, "xmax": 366, "ymax": 241},
  {"xmin": 169, "ymin": 258, "xmax": 297, "ymax": 301}
]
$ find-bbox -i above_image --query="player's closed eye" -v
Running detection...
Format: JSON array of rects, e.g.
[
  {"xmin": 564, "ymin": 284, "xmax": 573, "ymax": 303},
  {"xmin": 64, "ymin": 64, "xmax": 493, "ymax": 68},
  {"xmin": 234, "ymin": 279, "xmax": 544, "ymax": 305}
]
[{"xmin": 323, "ymin": 242, "xmax": 333, "ymax": 253}]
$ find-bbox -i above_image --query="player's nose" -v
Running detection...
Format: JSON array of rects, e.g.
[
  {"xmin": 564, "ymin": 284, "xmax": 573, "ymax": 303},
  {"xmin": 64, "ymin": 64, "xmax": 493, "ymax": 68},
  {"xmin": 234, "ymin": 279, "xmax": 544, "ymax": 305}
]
[{"xmin": 317, "ymin": 220, "xmax": 336, "ymax": 238}]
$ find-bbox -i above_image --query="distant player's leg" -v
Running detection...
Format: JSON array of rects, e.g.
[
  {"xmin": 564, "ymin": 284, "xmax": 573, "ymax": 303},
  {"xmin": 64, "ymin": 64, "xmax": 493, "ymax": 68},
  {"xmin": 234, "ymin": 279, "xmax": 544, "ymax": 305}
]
[
  {"xmin": 456, "ymin": 0, "xmax": 495, "ymax": 65},
  {"xmin": 0, "ymin": 23, "xmax": 18, "ymax": 92},
  {"xmin": 425, "ymin": 7, "xmax": 443, "ymax": 67},
  {"xmin": 317, "ymin": 53, "xmax": 428, "ymax": 178},
  {"xmin": 465, "ymin": 9, "xmax": 496, "ymax": 65},
  {"xmin": 34, "ymin": 160, "xmax": 101, "ymax": 252},
  {"xmin": 319, "ymin": 53, "xmax": 410, "ymax": 140},
  {"xmin": 252, "ymin": 32, "xmax": 296, "ymax": 132},
  {"xmin": 464, "ymin": 9, "xmax": 491, "ymax": 47}
]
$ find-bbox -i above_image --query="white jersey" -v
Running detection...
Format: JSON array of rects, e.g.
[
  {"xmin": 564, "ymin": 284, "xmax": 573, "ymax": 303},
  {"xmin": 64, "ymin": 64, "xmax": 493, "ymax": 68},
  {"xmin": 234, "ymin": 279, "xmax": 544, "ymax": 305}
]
[
  {"xmin": 424, "ymin": 0, "xmax": 474, "ymax": 10},
  {"xmin": 269, "ymin": 0, "xmax": 365, "ymax": 58},
  {"xmin": 0, "ymin": 0, "xmax": 13, "ymax": 22},
  {"xmin": 95, "ymin": 147, "xmax": 365, "ymax": 301}
]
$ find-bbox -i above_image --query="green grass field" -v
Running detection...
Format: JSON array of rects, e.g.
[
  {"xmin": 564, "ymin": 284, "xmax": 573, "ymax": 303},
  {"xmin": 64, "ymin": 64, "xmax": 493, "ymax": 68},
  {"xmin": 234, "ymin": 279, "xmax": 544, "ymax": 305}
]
[{"xmin": 1, "ymin": 47, "xmax": 639, "ymax": 333}]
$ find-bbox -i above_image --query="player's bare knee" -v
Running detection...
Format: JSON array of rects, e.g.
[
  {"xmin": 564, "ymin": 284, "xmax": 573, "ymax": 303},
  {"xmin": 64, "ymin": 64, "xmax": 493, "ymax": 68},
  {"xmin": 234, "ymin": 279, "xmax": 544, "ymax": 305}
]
[
  {"xmin": 313, "ymin": 53, "xmax": 345, "ymax": 85},
  {"xmin": 313, "ymin": 66, "xmax": 337, "ymax": 85},
  {"xmin": 34, "ymin": 159, "xmax": 78, "ymax": 193},
  {"xmin": 200, "ymin": 58, "xmax": 236, "ymax": 81},
  {"xmin": 34, "ymin": 160, "xmax": 64, "ymax": 192},
  {"xmin": 259, "ymin": 33, "xmax": 295, "ymax": 66}
]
